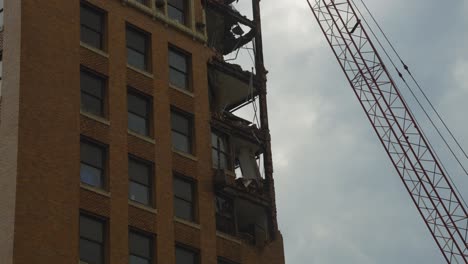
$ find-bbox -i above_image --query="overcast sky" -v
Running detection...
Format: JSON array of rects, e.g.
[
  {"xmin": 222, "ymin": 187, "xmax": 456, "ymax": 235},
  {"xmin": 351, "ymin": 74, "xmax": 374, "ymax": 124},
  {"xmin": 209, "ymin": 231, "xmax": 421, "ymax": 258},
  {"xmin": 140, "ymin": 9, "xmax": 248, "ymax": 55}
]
[{"xmin": 232, "ymin": 0, "xmax": 468, "ymax": 263}]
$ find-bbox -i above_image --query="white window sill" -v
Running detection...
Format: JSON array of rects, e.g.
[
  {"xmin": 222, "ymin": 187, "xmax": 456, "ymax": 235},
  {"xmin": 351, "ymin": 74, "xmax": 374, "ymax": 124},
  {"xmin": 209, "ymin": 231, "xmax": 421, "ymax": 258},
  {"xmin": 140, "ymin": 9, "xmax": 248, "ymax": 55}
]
[
  {"xmin": 80, "ymin": 42, "xmax": 109, "ymax": 58},
  {"xmin": 80, "ymin": 183, "xmax": 111, "ymax": 198},
  {"xmin": 170, "ymin": 84, "xmax": 194, "ymax": 98},
  {"xmin": 128, "ymin": 130, "xmax": 156, "ymax": 144},
  {"xmin": 127, "ymin": 64, "xmax": 154, "ymax": 79},
  {"xmin": 173, "ymin": 149, "xmax": 197, "ymax": 161},
  {"xmin": 174, "ymin": 217, "xmax": 201, "ymax": 230},
  {"xmin": 80, "ymin": 111, "xmax": 110, "ymax": 126},
  {"xmin": 129, "ymin": 200, "xmax": 157, "ymax": 214}
]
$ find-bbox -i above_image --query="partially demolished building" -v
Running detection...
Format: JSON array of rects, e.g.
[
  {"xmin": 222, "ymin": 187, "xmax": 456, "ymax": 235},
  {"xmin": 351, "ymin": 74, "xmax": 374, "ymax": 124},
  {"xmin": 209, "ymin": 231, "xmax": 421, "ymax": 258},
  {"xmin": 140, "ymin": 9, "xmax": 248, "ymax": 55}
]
[
  {"xmin": 206, "ymin": 0, "xmax": 282, "ymax": 252},
  {"xmin": 0, "ymin": 0, "xmax": 284, "ymax": 263}
]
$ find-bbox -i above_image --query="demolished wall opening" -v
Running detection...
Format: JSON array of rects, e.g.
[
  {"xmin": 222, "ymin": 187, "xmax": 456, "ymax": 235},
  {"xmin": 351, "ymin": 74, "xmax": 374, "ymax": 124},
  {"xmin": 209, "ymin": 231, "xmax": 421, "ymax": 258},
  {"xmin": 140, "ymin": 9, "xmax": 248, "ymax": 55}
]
[{"xmin": 214, "ymin": 193, "xmax": 271, "ymax": 246}]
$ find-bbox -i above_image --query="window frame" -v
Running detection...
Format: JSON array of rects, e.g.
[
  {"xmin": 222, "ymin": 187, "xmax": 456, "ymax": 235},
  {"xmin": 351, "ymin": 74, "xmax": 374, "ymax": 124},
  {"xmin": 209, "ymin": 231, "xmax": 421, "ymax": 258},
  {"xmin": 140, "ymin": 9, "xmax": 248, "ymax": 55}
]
[
  {"xmin": 168, "ymin": 46, "xmax": 191, "ymax": 91},
  {"xmin": 171, "ymin": 109, "xmax": 194, "ymax": 154},
  {"xmin": 80, "ymin": 67, "xmax": 107, "ymax": 117},
  {"xmin": 173, "ymin": 175, "xmax": 196, "ymax": 222},
  {"xmin": 175, "ymin": 244, "xmax": 200, "ymax": 264},
  {"xmin": 211, "ymin": 130, "xmax": 232, "ymax": 170},
  {"xmin": 127, "ymin": 88, "xmax": 152, "ymax": 137},
  {"xmin": 167, "ymin": 0, "xmax": 187, "ymax": 25},
  {"xmin": 129, "ymin": 228, "xmax": 154, "ymax": 264},
  {"xmin": 79, "ymin": 213, "xmax": 107, "ymax": 264},
  {"xmin": 126, "ymin": 24, "xmax": 151, "ymax": 72},
  {"xmin": 80, "ymin": 136, "xmax": 108, "ymax": 189},
  {"xmin": 80, "ymin": 1, "xmax": 106, "ymax": 50},
  {"xmin": 128, "ymin": 155, "xmax": 154, "ymax": 207}
]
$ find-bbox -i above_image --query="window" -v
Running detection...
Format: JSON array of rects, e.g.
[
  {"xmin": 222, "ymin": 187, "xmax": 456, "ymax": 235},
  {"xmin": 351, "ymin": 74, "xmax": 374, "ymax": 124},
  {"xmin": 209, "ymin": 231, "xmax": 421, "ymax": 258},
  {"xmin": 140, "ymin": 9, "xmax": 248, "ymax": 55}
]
[
  {"xmin": 129, "ymin": 157, "xmax": 153, "ymax": 206},
  {"xmin": 175, "ymin": 246, "xmax": 198, "ymax": 264},
  {"xmin": 167, "ymin": 0, "xmax": 187, "ymax": 25},
  {"xmin": 173, "ymin": 176, "xmax": 195, "ymax": 221},
  {"xmin": 80, "ymin": 214, "xmax": 105, "ymax": 264},
  {"xmin": 128, "ymin": 90, "xmax": 152, "ymax": 136},
  {"xmin": 81, "ymin": 69, "xmax": 105, "ymax": 117},
  {"xmin": 129, "ymin": 230, "xmax": 153, "ymax": 264},
  {"xmin": 80, "ymin": 2, "xmax": 105, "ymax": 50},
  {"xmin": 127, "ymin": 25, "xmax": 150, "ymax": 71},
  {"xmin": 80, "ymin": 139, "xmax": 106, "ymax": 188},
  {"xmin": 169, "ymin": 48, "xmax": 190, "ymax": 90},
  {"xmin": 171, "ymin": 110, "xmax": 193, "ymax": 154},
  {"xmin": 211, "ymin": 131, "xmax": 231, "ymax": 170},
  {"xmin": 215, "ymin": 194, "xmax": 235, "ymax": 235}
]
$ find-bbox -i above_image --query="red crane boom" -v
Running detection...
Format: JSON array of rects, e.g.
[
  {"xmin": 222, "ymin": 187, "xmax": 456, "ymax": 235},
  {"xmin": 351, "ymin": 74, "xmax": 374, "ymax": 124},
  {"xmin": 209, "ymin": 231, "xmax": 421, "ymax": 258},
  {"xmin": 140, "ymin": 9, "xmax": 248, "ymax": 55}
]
[{"xmin": 306, "ymin": 0, "xmax": 468, "ymax": 262}]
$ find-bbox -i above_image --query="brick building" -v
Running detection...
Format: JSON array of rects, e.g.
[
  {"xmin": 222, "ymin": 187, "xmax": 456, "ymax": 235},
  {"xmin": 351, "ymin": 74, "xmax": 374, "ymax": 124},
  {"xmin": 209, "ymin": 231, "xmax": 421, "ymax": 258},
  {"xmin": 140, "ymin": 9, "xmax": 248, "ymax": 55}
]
[{"xmin": 0, "ymin": 0, "xmax": 285, "ymax": 263}]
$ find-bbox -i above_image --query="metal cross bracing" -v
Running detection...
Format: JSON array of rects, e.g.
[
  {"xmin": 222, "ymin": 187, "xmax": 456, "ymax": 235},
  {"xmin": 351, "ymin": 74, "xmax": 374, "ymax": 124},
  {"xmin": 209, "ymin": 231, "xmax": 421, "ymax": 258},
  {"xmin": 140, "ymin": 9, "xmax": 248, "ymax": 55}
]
[{"xmin": 306, "ymin": 0, "xmax": 468, "ymax": 262}]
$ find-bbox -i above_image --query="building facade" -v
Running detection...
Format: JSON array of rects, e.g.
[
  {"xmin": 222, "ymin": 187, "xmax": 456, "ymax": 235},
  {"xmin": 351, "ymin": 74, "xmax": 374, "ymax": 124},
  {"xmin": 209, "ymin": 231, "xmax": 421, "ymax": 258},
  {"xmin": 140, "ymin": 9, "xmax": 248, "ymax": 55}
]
[{"xmin": 0, "ymin": 0, "xmax": 284, "ymax": 263}]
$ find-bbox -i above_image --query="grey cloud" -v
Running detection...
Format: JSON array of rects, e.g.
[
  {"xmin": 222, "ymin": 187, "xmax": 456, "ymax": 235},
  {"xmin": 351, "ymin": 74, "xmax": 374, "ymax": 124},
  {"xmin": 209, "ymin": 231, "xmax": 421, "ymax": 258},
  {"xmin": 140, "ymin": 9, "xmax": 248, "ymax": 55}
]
[{"xmin": 231, "ymin": 0, "xmax": 467, "ymax": 263}]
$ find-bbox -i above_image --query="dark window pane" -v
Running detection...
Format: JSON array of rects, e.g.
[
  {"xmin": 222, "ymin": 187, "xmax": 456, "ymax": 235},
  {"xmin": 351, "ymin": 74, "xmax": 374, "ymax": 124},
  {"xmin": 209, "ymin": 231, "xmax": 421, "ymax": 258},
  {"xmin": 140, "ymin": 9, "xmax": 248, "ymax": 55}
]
[
  {"xmin": 215, "ymin": 196, "xmax": 233, "ymax": 218},
  {"xmin": 219, "ymin": 153, "xmax": 227, "ymax": 169},
  {"xmin": 218, "ymin": 138, "xmax": 226, "ymax": 152},
  {"xmin": 81, "ymin": 27, "xmax": 102, "ymax": 49},
  {"xmin": 212, "ymin": 149, "xmax": 219, "ymax": 168},
  {"xmin": 168, "ymin": 0, "xmax": 185, "ymax": 10},
  {"xmin": 130, "ymin": 255, "xmax": 150, "ymax": 264},
  {"xmin": 81, "ymin": 142, "xmax": 103, "ymax": 168},
  {"xmin": 81, "ymin": 93, "xmax": 103, "ymax": 116},
  {"xmin": 81, "ymin": 71, "xmax": 104, "ymax": 116},
  {"xmin": 176, "ymin": 247, "xmax": 196, "ymax": 264},
  {"xmin": 129, "ymin": 159, "xmax": 150, "ymax": 185},
  {"xmin": 80, "ymin": 215, "xmax": 104, "ymax": 242},
  {"xmin": 81, "ymin": 5, "xmax": 102, "ymax": 32},
  {"xmin": 127, "ymin": 48, "xmax": 147, "ymax": 70},
  {"xmin": 211, "ymin": 133, "xmax": 218, "ymax": 147},
  {"xmin": 168, "ymin": 6, "xmax": 184, "ymax": 24},
  {"xmin": 174, "ymin": 199, "xmax": 193, "ymax": 220},
  {"xmin": 128, "ymin": 93, "xmax": 149, "ymax": 117},
  {"xmin": 129, "ymin": 232, "xmax": 152, "ymax": 258},
  {"xmin": 80, "ymin": 4, "xmax": 103, "ymax": 50},
  {"xmin": 169, "ymin": 69, "xmax": 187, "ymax": 90},
  {"xmin": 169, "ymin": 50, "xmax": 187, "ymax": 73},
  {"xmin": 129, "ymin": 182, "xmax": 150, "ymax": 205},
  {"xmin": 80, "ymin": 238, "xmax": 103, "ymax": 264},
  {"xmin": 212, "ymin": 150, "xmax": 228, "ymax": 170},
  {"xmin": 172, "ymin": 132, "xmax": 190, "ymax": 153},
  {"xmin": 81, "ymin": 71, "xmax": 104, "ymax": 98},
  {"xmin": 171, "ymin": 113, "xmax": 189, "ymax": 134},
  {"xmin": 128, "ymin": 112, "xmax": 148, "ymax": 136},
  {"xmin": 80, "ymin": 164, "xmax": 103, "ymax": 187},
  {"xmin": 127, "ymin": 28, "xmax": 147, "ymax": 53},
  {"xmin": 174, "ymin": 178, "xmax": 192, "ymax": 201}
]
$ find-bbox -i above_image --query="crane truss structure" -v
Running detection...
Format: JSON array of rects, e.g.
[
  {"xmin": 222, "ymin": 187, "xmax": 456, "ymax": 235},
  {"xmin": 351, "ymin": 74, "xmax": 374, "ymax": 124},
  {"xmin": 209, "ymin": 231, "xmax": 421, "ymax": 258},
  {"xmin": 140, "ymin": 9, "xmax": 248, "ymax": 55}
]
[{"xmin": 306, "ymin": 0, "xmax": 468, "ymax": 262}]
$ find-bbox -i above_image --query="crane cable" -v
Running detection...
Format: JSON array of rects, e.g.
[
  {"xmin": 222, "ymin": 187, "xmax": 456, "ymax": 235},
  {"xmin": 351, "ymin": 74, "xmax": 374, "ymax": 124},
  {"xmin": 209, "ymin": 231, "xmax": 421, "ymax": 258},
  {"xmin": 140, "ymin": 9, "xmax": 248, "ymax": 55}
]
[
  {"xmin": 355, "ymin": 0, "xmax": 468, "ymax": 163},
  {"xmin": 349, "ymin": 0, "xmax": 468, "ymax": 175},
  {"xmin": 348, "ymin": 0, "xmax": 468, "ymax": 209}
]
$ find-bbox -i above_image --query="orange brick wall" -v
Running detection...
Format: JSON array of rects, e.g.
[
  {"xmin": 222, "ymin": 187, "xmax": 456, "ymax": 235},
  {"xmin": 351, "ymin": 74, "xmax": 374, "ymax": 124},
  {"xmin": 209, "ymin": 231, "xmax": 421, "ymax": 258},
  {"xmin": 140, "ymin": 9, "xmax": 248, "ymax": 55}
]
[{"xmin": 0, "ymin": 0, "xmax": 285, "ymax": 264}]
